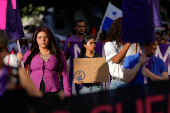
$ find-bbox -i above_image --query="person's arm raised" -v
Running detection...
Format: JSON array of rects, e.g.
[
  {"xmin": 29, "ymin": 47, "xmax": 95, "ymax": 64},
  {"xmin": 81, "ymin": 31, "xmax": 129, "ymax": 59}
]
[{"xmin": 111, "ymin": 43, "xmax": 131, "ymax": 64}]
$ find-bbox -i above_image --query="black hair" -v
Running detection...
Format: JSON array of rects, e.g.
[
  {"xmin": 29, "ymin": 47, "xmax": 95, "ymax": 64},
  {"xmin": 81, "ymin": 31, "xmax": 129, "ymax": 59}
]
[
  {"xmin": 156, "ymin": 31, "xmax": 160, "ymax": 35},
  {"xmin": 161, "ymin": 30, "xmax": 168, "ymax": 34},
  {"xmin": 79, "ymin": 36, "xmax": 95, "ymax": 56},
  {"xmin": 74, "ymin": 20, "xmax": 85, "ymax": 27},
  {"xmin": 104, "ymin": 17, "xmax": 122, "ymax": 49},
  {"xmin": 161, "ymin": 38, "xmax": 165, "ymax": 41},
  {"xmin": 139, "ymin": 42, "xmax": 151, "ymax": 47}
]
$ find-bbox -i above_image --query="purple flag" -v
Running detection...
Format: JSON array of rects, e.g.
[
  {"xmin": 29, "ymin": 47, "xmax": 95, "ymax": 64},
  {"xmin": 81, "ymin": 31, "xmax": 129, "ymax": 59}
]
[
  {"xmin": 122, "ymin": 0, "xmax": 161, "ymax": 43},
  {"xmin": 6, "ymin": 0, "xmax": 16, "ymax": 31},
  {"xmin": 5, "ymin": 0, "xmax": 24, "ymax": 40},
  {"xmin": 153, "ymin": 0, "xmax": 162, "ymax": 27}
]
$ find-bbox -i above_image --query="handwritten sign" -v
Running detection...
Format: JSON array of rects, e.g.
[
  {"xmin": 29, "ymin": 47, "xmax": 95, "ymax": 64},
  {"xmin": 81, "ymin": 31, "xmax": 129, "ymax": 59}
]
[{"xmin": 73, "ymin": 57, "xmax": 109, "ymax": 83}]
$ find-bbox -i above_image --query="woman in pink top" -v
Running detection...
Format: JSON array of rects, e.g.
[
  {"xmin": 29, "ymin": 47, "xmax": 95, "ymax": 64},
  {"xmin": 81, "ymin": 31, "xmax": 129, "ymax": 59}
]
[{"xmin": 17, "ymin": 26, "xmax": 71, "ymax": 96}]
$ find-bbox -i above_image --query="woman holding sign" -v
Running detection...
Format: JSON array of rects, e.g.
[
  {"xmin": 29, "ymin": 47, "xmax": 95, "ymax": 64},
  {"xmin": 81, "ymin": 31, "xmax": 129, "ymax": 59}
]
[
  {"xmin": 76, "ymin": 36, "xmax": 103, "ymax": 95},
  {"xmin": 17, "ymin": 26, "xmax": 71, "ymax": 96}
]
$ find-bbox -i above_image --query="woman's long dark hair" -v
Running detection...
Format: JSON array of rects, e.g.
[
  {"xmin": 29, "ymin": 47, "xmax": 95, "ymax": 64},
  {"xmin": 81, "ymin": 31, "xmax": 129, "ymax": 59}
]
[
  {"xmin": 104, "ymin": 17, "xmax": 122, "ymax": 48},
  {"xmin": 24, "ymin": 26, "xmax": 62, "ymax": 73},
  {"xmin": 80, "ymin": 36, "xmax": 95, "ymax": 56}
]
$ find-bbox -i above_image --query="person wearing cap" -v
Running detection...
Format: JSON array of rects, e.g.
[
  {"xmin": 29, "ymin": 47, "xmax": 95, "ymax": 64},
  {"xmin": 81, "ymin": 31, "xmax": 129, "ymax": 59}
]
[{"xmin": 161, "ymin": 30, "xmax": 169, "ymax": 44}]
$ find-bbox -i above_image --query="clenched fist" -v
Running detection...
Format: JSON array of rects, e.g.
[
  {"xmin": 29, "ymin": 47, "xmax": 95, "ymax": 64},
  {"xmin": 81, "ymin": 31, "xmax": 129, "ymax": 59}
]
[{"xmin": 17, "ymin": 52, "xmax": 23, "ymax": 62}]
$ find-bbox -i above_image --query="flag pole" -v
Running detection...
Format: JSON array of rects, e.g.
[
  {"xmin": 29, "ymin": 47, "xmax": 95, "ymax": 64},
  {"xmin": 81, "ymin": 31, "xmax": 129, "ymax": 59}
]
[
  {"xmin": 134, "ymin": 43, "xmax": 137, "ymax": 54},
  {"xmin": 141, "ymin": 45, "xmax": 147, "ymax": 84},
  {"xmin": 96, "ymin": 2, "xmax": 111, "ymax": 42},
  {"xmin": 17, "ymin": 39, "xmax": 25, "ymax": 69}
]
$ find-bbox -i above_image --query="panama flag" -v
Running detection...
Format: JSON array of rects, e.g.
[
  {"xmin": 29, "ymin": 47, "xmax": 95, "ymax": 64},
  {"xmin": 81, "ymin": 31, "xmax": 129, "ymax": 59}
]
[{"xmin": 102, "ymin": 2, "xmax": 122, "ymax": 32}]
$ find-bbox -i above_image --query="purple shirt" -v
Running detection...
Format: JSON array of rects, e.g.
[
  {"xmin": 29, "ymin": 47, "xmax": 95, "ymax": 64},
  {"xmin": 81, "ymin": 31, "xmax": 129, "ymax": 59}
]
[
  {"xmin": 64, "ymin": 35, "xmax": 83, "ymax": 88},
  {"xmin": 23, "ymin": 50, "xmax": 71, "ymax": 96},
  {"xmin": 64, "ymin": 35, "xmax": 83, "ymax": 53},
  {"xmin": 64, "ymin": 35, "xmax": 83, "ymax": 72}
]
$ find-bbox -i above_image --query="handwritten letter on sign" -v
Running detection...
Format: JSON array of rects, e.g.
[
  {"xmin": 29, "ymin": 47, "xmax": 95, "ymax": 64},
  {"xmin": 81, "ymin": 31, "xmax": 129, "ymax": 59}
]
[{"xmin": 73, "ymin": 57, "xmax": 109, "ymax": 83}]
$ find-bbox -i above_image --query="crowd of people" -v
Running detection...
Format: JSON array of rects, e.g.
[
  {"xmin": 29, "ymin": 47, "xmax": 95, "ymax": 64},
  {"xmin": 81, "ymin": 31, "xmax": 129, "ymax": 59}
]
[
  {"xmin": 0, "ymin": 18, "xmax": 170, "ymax": 101},
  {"xmin": 156, "ymin": 30, "xmax": 170, "ymax": 45}
]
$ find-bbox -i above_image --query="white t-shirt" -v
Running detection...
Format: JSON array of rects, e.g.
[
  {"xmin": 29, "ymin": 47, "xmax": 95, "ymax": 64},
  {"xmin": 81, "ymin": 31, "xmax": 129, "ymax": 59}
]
[{"xmin": 104, "ymin": 41, "xmax": 135, "ymax": 78}]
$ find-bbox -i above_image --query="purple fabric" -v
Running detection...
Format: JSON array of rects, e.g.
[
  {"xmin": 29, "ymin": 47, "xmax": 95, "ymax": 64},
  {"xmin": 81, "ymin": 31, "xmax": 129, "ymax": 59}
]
[
  {"xmin": 5, "ymin": 0, "xmax": 24, "ymax": 40},
  {"xmin": 23, "ymin": 50, "xmax": 71, "ymax": 96},
  {"xmin": 64, "ymin": 35, "xmax": 83, "ymax": 53},
  {"xmin": 0, "ymin": 67, "xmax": 8, "ymax": 97},
  {"xmin": 122, "ymin": 0, "xmax": 157, "ymax": 43},
  {"xmin": 153, "ymin": 0, "xmax": 162, "ymax": 26},
  {"xmin": 6, "ymin": 0, "xmax": 16, "ymax": 31},
  {"xmin": 145, "ymin": 56, "xmax": 153, "ymax": 70},
  {"xmin": 64, "ymin": 35, "xmax": 83, "ymax": 88},
  {"xmin": 139, "ymin": 52, "xmax": 153, "ymax": 70},
  {"xmin": 155, "ymin": 44, "xmax": 170, "ymax": 77}
]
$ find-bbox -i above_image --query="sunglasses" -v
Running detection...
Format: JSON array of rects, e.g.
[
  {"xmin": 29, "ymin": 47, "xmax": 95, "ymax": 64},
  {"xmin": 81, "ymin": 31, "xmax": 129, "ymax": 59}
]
[{"xmin": 161, "ymin": 34, "xmax": 168, "ymax": 36}]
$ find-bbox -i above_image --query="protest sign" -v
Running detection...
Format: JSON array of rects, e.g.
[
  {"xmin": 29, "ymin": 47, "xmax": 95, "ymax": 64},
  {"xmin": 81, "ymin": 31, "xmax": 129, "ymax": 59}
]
[{"xmin": 73, "ymin": 57, "xmax": 109, "ymax": 83}]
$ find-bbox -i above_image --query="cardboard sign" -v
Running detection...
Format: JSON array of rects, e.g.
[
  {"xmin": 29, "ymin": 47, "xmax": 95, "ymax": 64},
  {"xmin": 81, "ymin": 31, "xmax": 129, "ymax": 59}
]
[{"xmin": 73, "ymin": 57, "xmax": 109, "ymax": 83}]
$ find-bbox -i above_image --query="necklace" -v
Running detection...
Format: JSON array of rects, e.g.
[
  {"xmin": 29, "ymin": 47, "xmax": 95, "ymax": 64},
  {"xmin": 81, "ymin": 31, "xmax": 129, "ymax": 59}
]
[{"xmin": 39, "ymin": 53, "xmax": 51, "ymax": 62}]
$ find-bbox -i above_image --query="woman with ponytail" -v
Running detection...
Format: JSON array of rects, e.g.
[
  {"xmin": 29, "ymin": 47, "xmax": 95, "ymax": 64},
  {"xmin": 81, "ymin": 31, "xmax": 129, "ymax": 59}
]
[{"xmin": 76, "ymin": 36, "xmax": 103, "ymax": 95}]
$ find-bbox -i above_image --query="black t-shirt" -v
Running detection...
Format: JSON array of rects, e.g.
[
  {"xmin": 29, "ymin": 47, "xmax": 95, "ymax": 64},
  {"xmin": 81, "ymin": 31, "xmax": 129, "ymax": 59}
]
[{"xmin": 79, "ymin": 53, "xmax": 102, "ymax": 58}]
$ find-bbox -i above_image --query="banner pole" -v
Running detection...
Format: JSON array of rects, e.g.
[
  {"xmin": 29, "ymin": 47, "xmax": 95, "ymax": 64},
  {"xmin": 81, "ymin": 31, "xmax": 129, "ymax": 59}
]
[
  {"xmin": 17, "ymin": 39, "xmax": 25, "ymax": 69},
  {"xmin": 96, "ymin": 2, "xmax": 111, "ymax": 42},
  {"xmin": 134, "ymin": 43, "xmax": 137, "ymax": 54}
]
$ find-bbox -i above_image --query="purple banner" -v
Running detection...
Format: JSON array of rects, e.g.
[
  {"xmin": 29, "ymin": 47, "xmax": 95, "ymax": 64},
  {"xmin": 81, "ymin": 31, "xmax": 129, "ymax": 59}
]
[
  {"xmin": 155, "ymin": 44, "xmax": 170, "ymax": 76},
  {"xmin": 122, "ymin": 0, "xmax": 158, "ymax": 43},
  {"xmin": 5, "ymin": 0, "xmax": 24, "ymax": 40}
]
